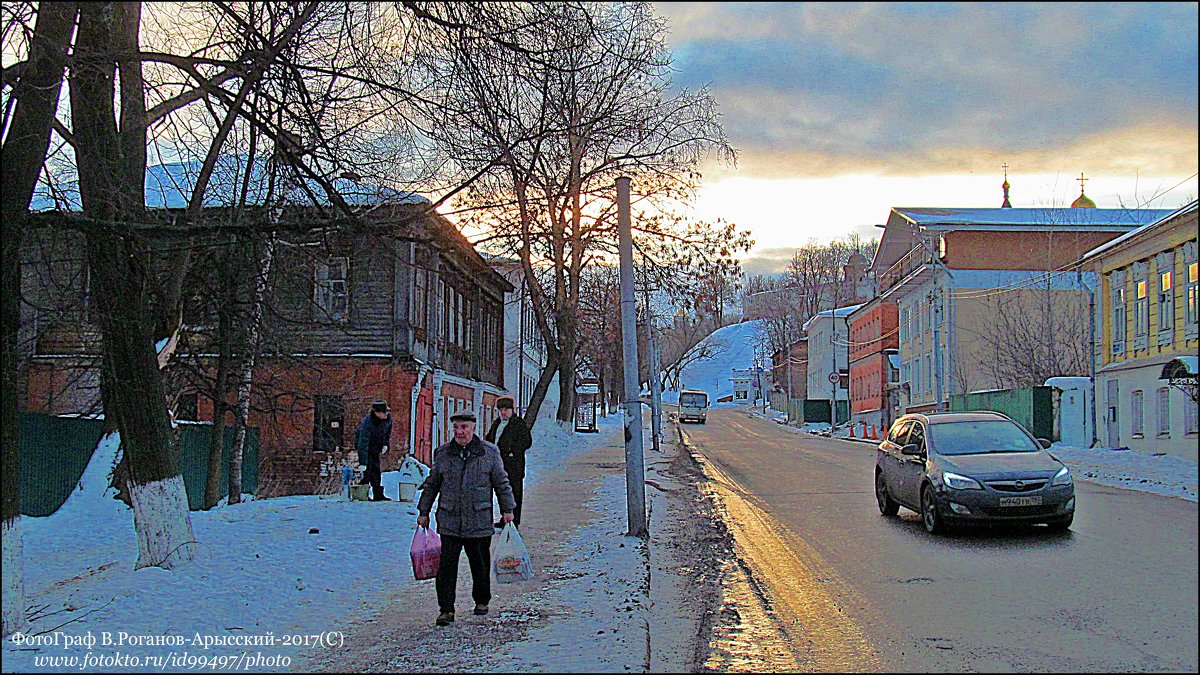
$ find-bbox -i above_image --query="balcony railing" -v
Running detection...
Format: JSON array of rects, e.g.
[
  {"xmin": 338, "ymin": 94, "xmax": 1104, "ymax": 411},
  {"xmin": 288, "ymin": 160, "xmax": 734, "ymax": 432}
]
[{"xmin": 878, "ymin": 244, "xmax": 935, "ymax": 294}]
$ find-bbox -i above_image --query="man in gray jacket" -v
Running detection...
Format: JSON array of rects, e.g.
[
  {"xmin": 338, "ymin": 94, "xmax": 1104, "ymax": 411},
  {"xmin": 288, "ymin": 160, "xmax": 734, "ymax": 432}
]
[{"xmin": 417, "ymin": 410, "xmax": 516, "ymax": 627}]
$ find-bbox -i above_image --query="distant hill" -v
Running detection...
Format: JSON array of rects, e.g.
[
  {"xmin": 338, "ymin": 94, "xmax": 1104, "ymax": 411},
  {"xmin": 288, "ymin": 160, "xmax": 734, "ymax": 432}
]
[{"xmin": 662, "ymin": 319, "xmax": 766, "ymax": 405}]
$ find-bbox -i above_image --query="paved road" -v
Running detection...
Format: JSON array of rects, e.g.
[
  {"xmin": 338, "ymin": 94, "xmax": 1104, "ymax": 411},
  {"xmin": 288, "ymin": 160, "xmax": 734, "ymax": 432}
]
[{"xmin": 682, "ymin": 405, "xmax": 1199, "ymax": 672}]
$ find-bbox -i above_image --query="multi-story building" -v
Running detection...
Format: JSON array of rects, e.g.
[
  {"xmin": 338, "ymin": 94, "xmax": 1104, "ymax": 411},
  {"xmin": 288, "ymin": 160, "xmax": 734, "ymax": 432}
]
[
  {"xmin": 801, "ymin": 304, "xmax": 860, "ymax": 425},
  {"xmin": 1083, "ymin": 201, "xmax": 1198, "ymax": 460},
  {"xmin": 846, "ymin": 298, "xmax": 899, "ymax": 431},
  {"xmin": 488, "ymin": 256, "xmax": 549, "ymax": 415},
  {"xmin": 871, "ymin": 202, "xmax": 1174, "ymax": 414},
  {"xmin": 770, "ymin": 338, "xmax": 808, "ymax": 417},
  {"xmin": 21, "ymin": 164, "xmax": 512, "ymax": 497}
]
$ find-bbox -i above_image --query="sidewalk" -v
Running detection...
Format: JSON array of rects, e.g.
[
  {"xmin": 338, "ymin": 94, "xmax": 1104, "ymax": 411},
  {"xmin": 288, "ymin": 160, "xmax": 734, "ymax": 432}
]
[{"xmin": 297, "ymin": 412, "xmax": 710, "ymax": 673}]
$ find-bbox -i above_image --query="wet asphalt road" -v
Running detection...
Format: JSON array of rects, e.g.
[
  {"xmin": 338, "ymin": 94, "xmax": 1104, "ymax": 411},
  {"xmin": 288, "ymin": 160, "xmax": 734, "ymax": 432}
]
[{"xmin": 681, "ymin": 406, "xmax": 1199, "ymax": 672}]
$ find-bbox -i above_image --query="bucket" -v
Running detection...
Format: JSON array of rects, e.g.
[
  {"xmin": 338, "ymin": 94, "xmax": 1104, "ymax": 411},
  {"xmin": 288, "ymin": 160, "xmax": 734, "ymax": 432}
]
[
  {"xmin": 350, "ymin": 484, "xmax": 372, "ymax": 501},
  {"xmin": 398, "ymin": 481, "xmax": 419, "ymax": 502}
]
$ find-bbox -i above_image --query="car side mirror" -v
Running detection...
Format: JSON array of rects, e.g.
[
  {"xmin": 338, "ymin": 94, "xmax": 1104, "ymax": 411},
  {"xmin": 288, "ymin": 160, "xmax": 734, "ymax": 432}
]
[
  {"xmin": 1037, "ymin": 438, "xmax": 1052, "ymax": 449},
  {"xmin": 900, "ymin": 443, "xmax": 922, "ymax": 456}
]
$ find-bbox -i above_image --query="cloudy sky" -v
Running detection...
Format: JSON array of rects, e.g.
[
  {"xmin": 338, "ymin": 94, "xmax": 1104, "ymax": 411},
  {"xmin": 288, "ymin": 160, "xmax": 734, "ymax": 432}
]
[{"xmin": 652, "ymin": 2, "xmax": 1199, "ymax": 276}]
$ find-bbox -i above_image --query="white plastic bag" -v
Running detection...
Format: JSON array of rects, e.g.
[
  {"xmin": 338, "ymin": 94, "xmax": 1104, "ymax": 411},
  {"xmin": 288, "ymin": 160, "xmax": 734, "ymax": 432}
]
[{"xmin": 492, "ymin": 523, "xmax": 534, "ymax": 584}]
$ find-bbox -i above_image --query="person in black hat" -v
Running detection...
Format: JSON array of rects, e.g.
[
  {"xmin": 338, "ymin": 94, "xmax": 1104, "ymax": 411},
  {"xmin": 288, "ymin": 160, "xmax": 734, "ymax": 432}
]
[
  {"xmin": 484, "ymin": 396, "xmax": 532, "ymax": 528},
  {"xmin": 417, "ymin": 409, "xmax": 516, "ymax": 626},
  {"xmin": 355, "ymin": 399, "xmax": 393, "ymax": 501}
]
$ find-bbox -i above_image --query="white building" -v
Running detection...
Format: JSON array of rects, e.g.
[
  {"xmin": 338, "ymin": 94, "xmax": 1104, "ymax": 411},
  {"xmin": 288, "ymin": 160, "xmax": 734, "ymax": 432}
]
[
  {"xmin": 488, "ymin": 257, "xmax": 547, "ymax": 414},
  {"xmin": 802, "ymin": 304, "xmax": 860, "ymax": 424}
]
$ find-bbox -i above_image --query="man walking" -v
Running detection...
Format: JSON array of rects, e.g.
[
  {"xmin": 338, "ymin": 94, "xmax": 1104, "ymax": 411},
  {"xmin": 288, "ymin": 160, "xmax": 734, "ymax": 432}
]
[
  {"xmin": 484, "ymin": 396, "xmax": 532, "ymax": 528},
  {"xmin": 417, "ymin": 410, "xmax": 515, "ymax": 627},
  {"xmin": 355, "ymin": 399, "xmax": 393, "ymax": 501}
]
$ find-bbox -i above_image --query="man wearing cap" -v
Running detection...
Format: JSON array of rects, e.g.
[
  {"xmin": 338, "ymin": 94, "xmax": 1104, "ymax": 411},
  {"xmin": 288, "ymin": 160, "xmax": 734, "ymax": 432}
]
[
  {"xmin": 484, "ymin": 396, "xmax": 533, "ymax": 528},
  {"xmin": 355, "ymin": 399, "xmax": 393, "ymax": 501},
  {"xmin": 417, "ymin": 409, "xmax": 516, "ymax": 626}
]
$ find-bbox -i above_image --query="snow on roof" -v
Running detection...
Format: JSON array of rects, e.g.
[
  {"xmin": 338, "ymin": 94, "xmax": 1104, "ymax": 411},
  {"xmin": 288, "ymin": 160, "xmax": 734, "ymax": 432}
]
[
  {"xmin": 892, "ymin": 206, "xmax": 1174, "ymax": 230},
  {"xmin": 1044, "ymin": 376, "xmax": 1091, "ymax": 389},
  {"xmin": 30, "ymin": 156, "xmax": 429, "ymax": 212},
  {"xmin": 1080, "ymin": 200, "xmax": 1198, "ymax": 261},
  {"xmin": 801, "ymin": 303, "xmax": 862, "ymax": 332}
]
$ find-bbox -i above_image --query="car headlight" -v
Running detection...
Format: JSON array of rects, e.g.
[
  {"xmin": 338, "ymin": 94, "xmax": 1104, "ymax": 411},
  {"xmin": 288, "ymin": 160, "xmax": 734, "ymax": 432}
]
[
  {"xmin": 1051, "ymin": 466, "xmax": 1072, "ymax": 486},
  {"xmin": 942, "ymin": 471, "xmax": 982, "ymax": 490}
]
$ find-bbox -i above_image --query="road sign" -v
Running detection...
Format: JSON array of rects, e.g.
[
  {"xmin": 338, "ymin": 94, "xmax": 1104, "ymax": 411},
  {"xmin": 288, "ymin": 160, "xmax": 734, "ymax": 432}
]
[{"xmin": 828, "ymin": 372, "xmax": 840, "ymax": 384}]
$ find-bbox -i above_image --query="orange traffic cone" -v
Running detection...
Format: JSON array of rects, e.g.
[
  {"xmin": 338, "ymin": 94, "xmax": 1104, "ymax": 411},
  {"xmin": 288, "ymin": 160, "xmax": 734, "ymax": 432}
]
[
  {"xmin": 849, "ymin": 424, "xmax": 856, "ymax": 438},
  {"xmin": 870, "ymin": 424, "xmax": 878, "ymax": 440}
]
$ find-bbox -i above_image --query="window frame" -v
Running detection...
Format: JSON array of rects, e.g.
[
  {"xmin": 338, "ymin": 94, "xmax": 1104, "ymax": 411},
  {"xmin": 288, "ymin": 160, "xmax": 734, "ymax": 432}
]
[
  {"xmin": 1156, "ymin": 387, "xmax": 1171, "ymax": 437},
  {"xmin": 1131, "ymin": 389, "xmax": 1145, "ymax": 438},
  {"xmin": 314, "ymin": 256, "xmax": 350, "ymax": 323}
]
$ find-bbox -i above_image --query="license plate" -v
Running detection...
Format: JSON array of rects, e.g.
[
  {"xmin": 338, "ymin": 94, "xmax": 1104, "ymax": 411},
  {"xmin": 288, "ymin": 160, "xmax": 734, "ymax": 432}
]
[{"xmin": 999, "ymin": 495, "xmax": 1042, "ymax": 507}]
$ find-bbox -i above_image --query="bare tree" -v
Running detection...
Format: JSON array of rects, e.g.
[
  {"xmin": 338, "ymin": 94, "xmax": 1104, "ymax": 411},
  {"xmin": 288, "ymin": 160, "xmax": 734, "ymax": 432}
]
[
  {"xmin": 1, "ymin": 0, "xmax": 77, "ymax": 636},
  {"xmin": 415, "ymin": 2, "xmax": 736, "ymax": 427}
]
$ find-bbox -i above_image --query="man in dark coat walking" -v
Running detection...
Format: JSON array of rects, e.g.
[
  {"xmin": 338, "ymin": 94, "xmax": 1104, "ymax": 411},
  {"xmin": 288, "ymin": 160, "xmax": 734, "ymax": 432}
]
[
  {"xmin": 417, "ymin": 410, "xmax": 515, "ymax": 626},
  {"xmin": 484, "ymin": 396, "xmax": 533, "ymax": 527},
  {"xmin": 355, "ymin": 399, "xmax": 393, "ymax": 501}
]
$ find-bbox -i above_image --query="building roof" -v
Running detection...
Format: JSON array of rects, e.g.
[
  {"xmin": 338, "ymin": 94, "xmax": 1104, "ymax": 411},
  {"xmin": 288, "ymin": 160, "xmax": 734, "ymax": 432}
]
[
  {"xmin": 30, "ymin": 157, "xmax": 428, "ymax": 211},
  {"xmin": 889, "ymin": 206, "xmax": 1172, "ymax": 231},
  {"xmin": 1080, "ymin": 200, "xmax": 1198, "ymax": 262},
  {"xmin": 801, "ymin": 303, "xmax": 862, "ymax": 332}
]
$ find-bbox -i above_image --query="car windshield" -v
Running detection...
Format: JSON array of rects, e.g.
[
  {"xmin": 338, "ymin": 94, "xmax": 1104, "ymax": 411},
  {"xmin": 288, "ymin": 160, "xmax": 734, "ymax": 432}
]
[
  {"xmin": 931, "ymin": 420, "xmax": 1040, "ymax": 455},
  {"xmin": 680, "ymin": 393, "xmax": 708, "ymax": 407}
]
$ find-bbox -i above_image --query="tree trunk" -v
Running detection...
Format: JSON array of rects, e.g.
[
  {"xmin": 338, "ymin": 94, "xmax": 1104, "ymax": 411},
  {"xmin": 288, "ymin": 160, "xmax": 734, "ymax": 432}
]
[
  {"xmin": 203, "ymin": 305, "xmax": 231, "ymax": 509},
  {"xmin": 228, "ymin": 235, "xmax": 275, "ymax": 504},
  {"xmin": 72, "ymin": 1, "xmax": 196, "ymax": 570},
  {"xmin": 1, "ymin": 1, "xmax": 79, "ymax": 635},
  {"xmin": 522, "ymin": 351, "xmax": 559, "ymax": 430}
]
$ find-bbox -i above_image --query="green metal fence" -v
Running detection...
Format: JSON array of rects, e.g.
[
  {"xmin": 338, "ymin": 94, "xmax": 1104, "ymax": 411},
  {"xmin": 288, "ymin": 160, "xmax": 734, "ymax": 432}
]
[
  {"xmin": 948, "ymin": 386, "xmax": 1056, "ymax": 440},
  {"xmin": 19, "ymin": 413, "xmax": 259, "ymax": 515}
]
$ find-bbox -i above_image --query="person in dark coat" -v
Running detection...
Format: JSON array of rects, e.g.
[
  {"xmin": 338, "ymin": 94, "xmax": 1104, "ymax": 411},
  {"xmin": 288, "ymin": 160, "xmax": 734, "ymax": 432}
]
[
  {"xmin": 417, "ymin": 410, "xmax": 516, "ymax": 627},
  {"xmin": 484, "ymin": 396, "xmax": 533, "ymax": 527},
  {"xmin": 355, "ymin": 399, "xmax": 393, "ymax": 501}
]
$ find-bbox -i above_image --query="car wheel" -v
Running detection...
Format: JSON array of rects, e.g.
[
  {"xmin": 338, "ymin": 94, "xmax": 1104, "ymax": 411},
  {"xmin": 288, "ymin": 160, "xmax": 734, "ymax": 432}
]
[
  {"xmin": 875, "ymin": 471, "xmax": 899, "ymax": 516},
  {"xmin": 921, "ymin": 484, "xmax": 947, "ymax": 535},
  {"xmin": 1046, "ymin": 513, "xmax": 1073, "ymax": 532}
]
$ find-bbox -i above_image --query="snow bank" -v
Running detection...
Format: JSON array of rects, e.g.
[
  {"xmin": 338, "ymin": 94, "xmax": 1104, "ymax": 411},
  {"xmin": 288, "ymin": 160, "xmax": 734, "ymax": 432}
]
[{"xmin": 663, "ymin": 319, "xmax": 766, "ymax": 406}]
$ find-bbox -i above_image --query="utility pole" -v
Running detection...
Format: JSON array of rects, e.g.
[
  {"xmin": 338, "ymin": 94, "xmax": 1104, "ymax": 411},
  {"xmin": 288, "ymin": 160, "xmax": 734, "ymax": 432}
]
[
  {"xmin": 930, "ymin": 286, "xmax": 944, "ymax": 412},
  {"xmin": 616, "ymin": 176, "xmax": 647, "ymax": 538},
  {"xmin": 829, "ymin": 305, "xmax": 837, "ymax": 427},
  {"xmin": 785, "ymin": 329, "xmax": 793, "ymax": 424},
  {"xmin": 643, "ymin": 284, "xmax": 663, "ymax": 452}
]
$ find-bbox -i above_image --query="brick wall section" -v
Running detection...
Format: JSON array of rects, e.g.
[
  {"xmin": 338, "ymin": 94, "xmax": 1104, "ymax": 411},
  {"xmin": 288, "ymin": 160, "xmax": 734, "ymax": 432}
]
[
  {"xmin": 942, "ymin": 230, "xmax": 1120, "ymax": 271},
  {"xmin": 848, "ymin": 301, "xmax": 898, "ymax": 415}
]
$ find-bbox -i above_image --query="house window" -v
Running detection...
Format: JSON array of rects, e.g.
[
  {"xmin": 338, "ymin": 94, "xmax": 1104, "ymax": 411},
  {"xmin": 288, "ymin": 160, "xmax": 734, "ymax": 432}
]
[
  {"xmin": 413, "ymin": 267, "xmax": 428, "ymax": 335},
  {"xmin": 1133, "ymin": 277, "xmax": 1149, "ymax": 348},
  {"xmin": 312, "ymin": 395, "xmax": 345, "ymax": 454},
  {"xmin": 1187, "ymin": 261, "xmax": 1199, "ymax": 332},
  {"xmin": 1186, "ymin": 395, "xmax": 1198, "ymax": 435},
  {"xmin": 315, "ymin": 257, "xmax": 349, "ymax": 322},
  {"xmin": 175, "ymin": 392, "xmax": 199, "ymax": 422},
  {"xmin": 900, "ymin": 308, "xmax": 909, "ymax": 343},
  {"xmin": 1158, "ymin": 269, "xmax": 1174, "ymax": 336},
  {"xmin": 925, "ymin": 355, "xmax": 932, "ymax": 395},
  {"xmin": 1110, "ymin": 284, "xmax": 1126, "ymax": 354},
  {"xmin": 1156, "ymin": 388, "xmax": 1171, "ymax": 437},
  {"xmin": 1131, "ymin": 390, "xmax": 1144, "ymax": 438}
]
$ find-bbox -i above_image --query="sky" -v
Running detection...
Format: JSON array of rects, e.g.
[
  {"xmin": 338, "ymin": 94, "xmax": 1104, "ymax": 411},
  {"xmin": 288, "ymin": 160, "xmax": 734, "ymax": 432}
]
[{"xmin": 651, "ymin": 2, "xmax": 1200, "ymax": 276}]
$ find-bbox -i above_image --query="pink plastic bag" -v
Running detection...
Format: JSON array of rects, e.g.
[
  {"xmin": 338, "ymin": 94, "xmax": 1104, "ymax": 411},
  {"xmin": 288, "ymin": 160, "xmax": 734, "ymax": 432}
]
[{"xmin": 410, "ymin": 527, "xmax": 441, "ymax": 581}]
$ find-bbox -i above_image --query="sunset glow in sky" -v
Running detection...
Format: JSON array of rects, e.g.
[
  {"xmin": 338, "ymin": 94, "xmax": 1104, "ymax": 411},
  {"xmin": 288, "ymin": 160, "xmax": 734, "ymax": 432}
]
[{"xmin": 653, "ymin": 2, "xmax": 1199, "ymax": 275}]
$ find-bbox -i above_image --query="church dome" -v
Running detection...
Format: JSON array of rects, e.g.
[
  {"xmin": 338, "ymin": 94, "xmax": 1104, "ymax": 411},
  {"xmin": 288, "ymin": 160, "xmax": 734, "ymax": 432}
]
[{"xmin": 1071, "ymin": 192, "xmax": 1096, "ymax": 208}]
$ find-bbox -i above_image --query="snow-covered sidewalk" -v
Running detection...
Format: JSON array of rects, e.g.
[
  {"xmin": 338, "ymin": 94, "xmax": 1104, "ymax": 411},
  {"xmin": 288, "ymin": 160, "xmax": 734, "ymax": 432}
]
[{"xmin": 3, "ymin": 413, "xmax": 680, "ymax": 673}]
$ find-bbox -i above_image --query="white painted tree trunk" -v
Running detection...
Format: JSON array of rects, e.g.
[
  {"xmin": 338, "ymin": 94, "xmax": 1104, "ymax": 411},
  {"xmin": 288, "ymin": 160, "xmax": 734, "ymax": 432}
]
[
  {"xmin": 129, "ymin": 476, "xmax": 197, "ymax": 570},
  {"xmin": 1, "ymin": 516, "xmax": 25, "ymax": 635}
]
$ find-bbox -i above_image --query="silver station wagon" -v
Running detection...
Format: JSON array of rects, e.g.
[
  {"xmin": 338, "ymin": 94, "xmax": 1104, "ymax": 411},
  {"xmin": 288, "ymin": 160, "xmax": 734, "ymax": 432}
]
[{"xmin": 874, "ymin": 411, "xmax": 1075, "ymax": 534}]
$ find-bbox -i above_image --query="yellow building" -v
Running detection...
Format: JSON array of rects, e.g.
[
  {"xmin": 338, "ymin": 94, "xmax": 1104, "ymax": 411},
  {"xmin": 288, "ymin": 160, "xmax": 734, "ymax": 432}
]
[{"xmin": 1084, "ymin": 201, "xmax": 1198, "ymax": 460}]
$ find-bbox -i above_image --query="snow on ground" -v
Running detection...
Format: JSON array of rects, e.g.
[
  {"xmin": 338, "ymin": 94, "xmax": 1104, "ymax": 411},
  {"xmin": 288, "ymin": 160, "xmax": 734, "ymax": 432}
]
[
  {"xmin": 2, "ymin": 410, "xmax": 625, "ymax": 673},
  {"xmin": 662, "ymin": 319, "xmax": 765, "ymax": 406}
]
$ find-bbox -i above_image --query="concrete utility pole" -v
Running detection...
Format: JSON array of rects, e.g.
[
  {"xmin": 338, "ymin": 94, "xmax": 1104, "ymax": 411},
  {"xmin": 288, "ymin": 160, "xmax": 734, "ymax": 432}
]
[
  {"xmin": 930, "ymin": 287, "xmax": 944, "ymax": 412},
  {"xmin": 645, "ymin": 293, "xmax": 663, "ymax": 452},
  {"xmin": 616, "ymin": 176, "xmax": 647, "ymax": 538}
]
